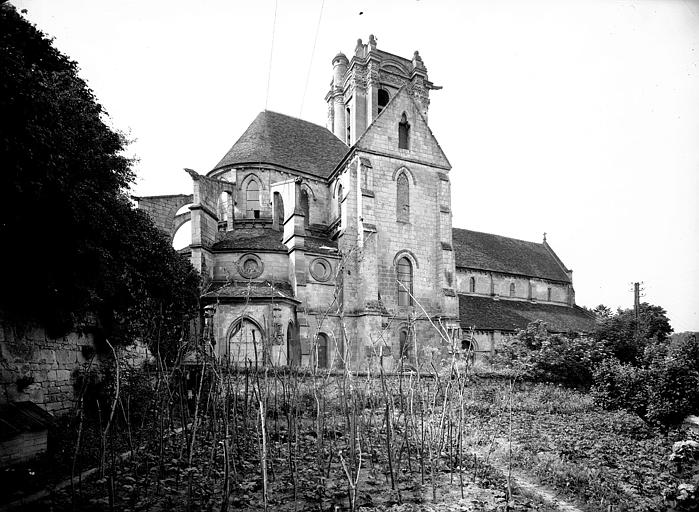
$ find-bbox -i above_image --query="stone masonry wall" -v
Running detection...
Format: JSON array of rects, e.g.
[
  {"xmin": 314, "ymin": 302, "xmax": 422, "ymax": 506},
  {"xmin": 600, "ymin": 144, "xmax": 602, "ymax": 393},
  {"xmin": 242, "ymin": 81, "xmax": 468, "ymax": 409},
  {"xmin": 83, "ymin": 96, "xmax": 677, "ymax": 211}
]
[
  {"xmin": 0, "ymin": 430, "xmax": 47, "ymax": 467},
  {"xmin": 0, "ymin": 317, "xmax": 95, "ymax": 415}
]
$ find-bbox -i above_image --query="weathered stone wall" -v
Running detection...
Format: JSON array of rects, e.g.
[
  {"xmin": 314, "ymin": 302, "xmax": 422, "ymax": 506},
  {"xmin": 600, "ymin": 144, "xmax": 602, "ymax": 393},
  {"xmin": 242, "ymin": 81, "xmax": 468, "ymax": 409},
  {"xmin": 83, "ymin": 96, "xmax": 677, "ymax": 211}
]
[
  {"xmin": 0, "ymin": 430, "xmax": 47, "ymax": 467},
  {"xmin": 454, "ymin": 268, "xmax": 570, "ymax": 305},
  {"xmin": 0, "ymin": 319, "xmax": 95, "ymax": 415}
]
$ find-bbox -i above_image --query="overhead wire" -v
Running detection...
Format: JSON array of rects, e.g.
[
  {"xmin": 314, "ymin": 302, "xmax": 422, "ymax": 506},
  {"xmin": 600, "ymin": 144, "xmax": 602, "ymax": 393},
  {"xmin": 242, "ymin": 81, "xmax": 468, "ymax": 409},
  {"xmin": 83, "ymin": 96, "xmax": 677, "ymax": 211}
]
[
  {"xmin": 265, "ymin": 0, "xmax": 279, "ymax": 111},
  {"xmin": 299, "ymin": 0, "xmax": 326, "ymax": 117}
]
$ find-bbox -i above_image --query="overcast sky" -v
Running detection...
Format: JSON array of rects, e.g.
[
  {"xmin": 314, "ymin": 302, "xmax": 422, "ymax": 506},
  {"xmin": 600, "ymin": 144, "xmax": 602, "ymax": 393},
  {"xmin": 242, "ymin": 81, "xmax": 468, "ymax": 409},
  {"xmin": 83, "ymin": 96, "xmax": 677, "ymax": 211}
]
[{"xmin": 12, "ymin": 0, "xmax": 699, "ymax": 332}]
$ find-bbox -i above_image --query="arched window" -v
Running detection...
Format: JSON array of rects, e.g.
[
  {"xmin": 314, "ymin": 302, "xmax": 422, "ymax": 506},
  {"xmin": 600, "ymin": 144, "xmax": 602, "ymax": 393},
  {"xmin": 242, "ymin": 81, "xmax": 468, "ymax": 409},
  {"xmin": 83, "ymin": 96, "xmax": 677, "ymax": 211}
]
[
  {"xmin": 399, "ymin": 328, "xmax": 411, "ymax": 360},
  {"xmin": 274, "ymin": 192, "xmax": 284, "ymax": 229},
  {"xmin": 396, "ymin": 257, "xmax": 413, "ymax": 306},
  {"xmin": 510, "ymin": 282, "xmax": 515, "ymax": 297},
  {"xmin": 229, "ymin": 318, "xmax": 263, "ymax": 365},
  {"xmin": 469, "ymin": 277, "xmax": 476, "ymax": 293},
  {"xmin": 398, "ymin": 112, "xmax": 410, "ymax": 149},
  {"xmin": 246, "ymin": 180, "xmax": 260, "ymax": 219},
  {"xmin": 316, "ymin": 333, "xmax": 329, "ymax": 369},
  {"xmin": 300, "ymin": 189, "xmax": 310, "ymax": 228},
  {"xmin": 396, "ymin": 173, "xmax": 409, "ymax": 222},
  {"xmin": 378, "ymin": 89, "xmax": 390, "ymax": 115},
  {"xmin": 346, "ymin": 107, "xmax": 351, "ymax": 144}
]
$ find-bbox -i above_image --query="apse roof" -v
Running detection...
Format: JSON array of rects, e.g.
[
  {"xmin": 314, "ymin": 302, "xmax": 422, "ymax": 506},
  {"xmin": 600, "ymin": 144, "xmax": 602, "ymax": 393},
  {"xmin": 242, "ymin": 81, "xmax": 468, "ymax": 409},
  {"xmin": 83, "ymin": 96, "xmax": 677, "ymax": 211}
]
[
  {"xmin": 452, "ymin": 228, "xmax": 571, "ymax": 283},
  {"xmin": 212, "ymin": 111, "xmax": 349, "ymax": 179},
  {"xmin": 458, "ymin": 295, "xmax": 595, "ymax": 333}
]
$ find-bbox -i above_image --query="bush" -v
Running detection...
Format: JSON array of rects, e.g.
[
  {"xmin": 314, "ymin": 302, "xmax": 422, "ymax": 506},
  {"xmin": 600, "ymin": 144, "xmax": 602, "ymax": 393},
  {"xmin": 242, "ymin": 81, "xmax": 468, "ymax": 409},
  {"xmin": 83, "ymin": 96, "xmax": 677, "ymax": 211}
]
[
  {"xmin": 591, "ymin": 359, "xmax": 649, "ymax": 418},
  {"xmin": 592, "ymin": 334, "xmax": 699, "ymax": 428},
  {"xmin": 496, "ymin": 321, "xmax": 611, "ymax": 387}
]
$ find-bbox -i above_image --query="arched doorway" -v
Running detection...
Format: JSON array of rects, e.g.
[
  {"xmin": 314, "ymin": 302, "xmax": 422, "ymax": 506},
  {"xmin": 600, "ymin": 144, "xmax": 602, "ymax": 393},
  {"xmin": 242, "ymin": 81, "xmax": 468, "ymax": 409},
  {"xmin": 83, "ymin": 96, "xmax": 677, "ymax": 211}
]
[
  {"xmin": 229, "ymin": 318, "xmax": 264, "ymax": 365},
  {"xmin": 286, "ymin": 322, "xmax": 301, "ymax": 366}
]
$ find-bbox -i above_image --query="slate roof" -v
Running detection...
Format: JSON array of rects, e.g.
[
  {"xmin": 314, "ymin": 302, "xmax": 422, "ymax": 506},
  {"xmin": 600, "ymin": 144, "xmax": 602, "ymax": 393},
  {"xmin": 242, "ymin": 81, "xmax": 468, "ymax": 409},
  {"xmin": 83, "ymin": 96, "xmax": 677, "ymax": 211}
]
[
  {"xmin": 0, "ymin": 401, "xmax": 54, "ymax": 440},
  {"xmin": 452, "ymin": 228, "xmax": 571, "ymax": 283},
  {"xmin": 212, "ymin": 111, "xmax": 349, "ymax": 179},
  {"xmin": 212, "ymin": 228, "xmax": 286, "ymax": 252},
  {"xmin": 458, "ymin": 294, "xmax": 595, "ymax": 333},
  {"xmin": 202, "ymin": 281, "xmax": 297, "ymax": 302}
]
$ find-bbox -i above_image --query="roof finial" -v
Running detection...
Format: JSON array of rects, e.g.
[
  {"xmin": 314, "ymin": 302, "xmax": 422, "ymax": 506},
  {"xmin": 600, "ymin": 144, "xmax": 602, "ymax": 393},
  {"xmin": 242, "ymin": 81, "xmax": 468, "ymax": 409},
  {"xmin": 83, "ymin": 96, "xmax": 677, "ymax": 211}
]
[{"xmin": 543, "ymin": 232, "xmax": 547, "ymax": 242}]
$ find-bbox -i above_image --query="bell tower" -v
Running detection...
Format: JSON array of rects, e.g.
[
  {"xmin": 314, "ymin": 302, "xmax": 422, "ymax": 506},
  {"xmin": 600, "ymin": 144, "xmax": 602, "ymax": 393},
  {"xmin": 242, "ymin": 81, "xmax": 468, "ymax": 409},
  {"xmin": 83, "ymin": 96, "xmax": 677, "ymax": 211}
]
[{"xmin": 325, "ymin": 35, "xmax": 437, "ymax": 145}]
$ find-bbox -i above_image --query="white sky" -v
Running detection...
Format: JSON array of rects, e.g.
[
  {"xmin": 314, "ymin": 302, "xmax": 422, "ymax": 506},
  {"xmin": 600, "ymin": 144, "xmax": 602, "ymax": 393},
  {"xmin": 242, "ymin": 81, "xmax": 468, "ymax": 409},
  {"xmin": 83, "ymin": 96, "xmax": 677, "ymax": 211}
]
[{"xmin": 12, "ymin": 0, "xmax": 699, "ymax": 332}]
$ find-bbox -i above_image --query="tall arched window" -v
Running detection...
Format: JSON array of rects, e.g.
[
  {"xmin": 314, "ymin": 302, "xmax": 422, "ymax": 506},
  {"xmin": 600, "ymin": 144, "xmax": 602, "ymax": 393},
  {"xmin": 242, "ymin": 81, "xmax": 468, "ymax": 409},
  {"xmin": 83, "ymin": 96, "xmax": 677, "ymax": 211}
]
[
  {"xmin": 398, "ymin": 112, "xmax": 410, "ymax": 149},
  {"xmin": 510, "ymin": 282, "xmax": 515, "ymax": 297},
  {"xmin": 378, "ymin": 89, "xmax": 390, "ymax": 115},
  {"xmin": 316, "ymin": 333, "xmax": 329, "ymax": 369},
  {"xmin": 469, "ymin": 277, "xmax": 476, "ymax": 293},
  {"xmin": 399, "ymin": 328, "xmax": 411, "ymax": 360},
  {"xmin": 396, "ymin": 257, "xmax": 413, "ymax": 306},
  {"xmin": 396, "ymin": 173, "xmax": 409, "ymax": 222},
  {"xmin": 274, "ymin": 192, "xmax": 284, "ymax": 229},
  {"xmin": 300, "ymin": 190, "xmax": 310, "ymax": 228},
  {"xmin": 229, "ymin": 318, "xmax": 263, "ymax": 365},
  {"xmin": 246, "ymin": 180, "xmax": 260, "ymax": 219}
]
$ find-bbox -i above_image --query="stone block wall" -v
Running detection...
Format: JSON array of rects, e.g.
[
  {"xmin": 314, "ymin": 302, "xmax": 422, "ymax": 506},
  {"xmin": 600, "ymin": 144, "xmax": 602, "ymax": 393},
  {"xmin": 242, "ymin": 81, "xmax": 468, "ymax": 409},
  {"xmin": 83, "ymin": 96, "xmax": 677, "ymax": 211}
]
[
  {"xmin": 0, "ymin": 318, "xmax": 95, "ymax": 415},
  {"xmin": 0, "ymin": 430, "xmax": 47, "ymax": 466}
]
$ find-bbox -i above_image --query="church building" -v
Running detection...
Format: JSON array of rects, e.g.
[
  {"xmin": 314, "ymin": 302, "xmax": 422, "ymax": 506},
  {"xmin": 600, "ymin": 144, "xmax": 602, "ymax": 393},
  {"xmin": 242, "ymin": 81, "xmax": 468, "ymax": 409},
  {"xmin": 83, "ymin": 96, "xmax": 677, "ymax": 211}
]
[{"xmin": 136, "ymin": 36, "xmax": 594, "ymax": 369}]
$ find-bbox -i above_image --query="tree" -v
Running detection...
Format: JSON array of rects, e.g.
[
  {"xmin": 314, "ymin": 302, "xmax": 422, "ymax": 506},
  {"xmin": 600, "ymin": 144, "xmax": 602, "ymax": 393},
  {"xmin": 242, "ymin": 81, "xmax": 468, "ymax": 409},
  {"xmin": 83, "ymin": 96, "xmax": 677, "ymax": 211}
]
[
  {"xmin": 593, "ymin": 303, "xmax": 673, "ymax": 364},
  {"xmin": 0, "ymin": 5, "xmax": 199, "ymax": 349}
]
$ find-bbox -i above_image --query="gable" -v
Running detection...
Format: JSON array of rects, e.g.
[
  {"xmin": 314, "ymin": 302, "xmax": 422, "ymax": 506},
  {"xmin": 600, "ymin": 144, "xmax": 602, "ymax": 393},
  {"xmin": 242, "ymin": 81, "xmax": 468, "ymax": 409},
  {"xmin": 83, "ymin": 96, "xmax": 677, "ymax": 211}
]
[{"xmin": 355, "ymin": 87, "xmax": 451, "ymax": 170}]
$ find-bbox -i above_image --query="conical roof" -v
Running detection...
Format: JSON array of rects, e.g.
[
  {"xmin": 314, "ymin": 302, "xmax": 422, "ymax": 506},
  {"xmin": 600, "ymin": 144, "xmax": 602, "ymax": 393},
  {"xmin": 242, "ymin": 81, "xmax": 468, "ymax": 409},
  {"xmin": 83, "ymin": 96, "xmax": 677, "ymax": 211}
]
[{"xmin": 212, "ymin": 111, "xmax": 349, "ymax": 179}]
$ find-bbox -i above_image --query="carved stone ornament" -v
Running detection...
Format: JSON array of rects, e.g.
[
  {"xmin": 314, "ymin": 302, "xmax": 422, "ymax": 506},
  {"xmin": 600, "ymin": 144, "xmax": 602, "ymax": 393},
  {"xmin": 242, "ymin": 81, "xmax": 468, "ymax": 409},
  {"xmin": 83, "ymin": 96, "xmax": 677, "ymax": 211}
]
[
  {"xmin": 309, "ymin": 258, "xmax": 332, "ymax": 282},
  {"xmin": 238, "ymin": 253, "xmax": 264, "ymax": 279}
]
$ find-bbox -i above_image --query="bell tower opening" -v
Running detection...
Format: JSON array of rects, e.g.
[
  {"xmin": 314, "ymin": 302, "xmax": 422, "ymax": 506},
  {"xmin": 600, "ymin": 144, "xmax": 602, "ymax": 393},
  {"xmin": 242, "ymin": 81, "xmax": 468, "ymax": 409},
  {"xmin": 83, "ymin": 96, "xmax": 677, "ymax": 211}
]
[{"xmin": 378, "ymin": 89, "xmax": 389, "ymax": 115}]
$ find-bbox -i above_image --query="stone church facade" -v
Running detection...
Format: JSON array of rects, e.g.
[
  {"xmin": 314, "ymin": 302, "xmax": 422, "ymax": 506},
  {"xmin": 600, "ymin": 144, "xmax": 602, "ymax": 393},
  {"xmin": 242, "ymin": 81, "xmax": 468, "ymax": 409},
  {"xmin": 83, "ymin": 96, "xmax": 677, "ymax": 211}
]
[{"xmin": 136, "ymin": 36, "xmax": 594, "ymax": 369}]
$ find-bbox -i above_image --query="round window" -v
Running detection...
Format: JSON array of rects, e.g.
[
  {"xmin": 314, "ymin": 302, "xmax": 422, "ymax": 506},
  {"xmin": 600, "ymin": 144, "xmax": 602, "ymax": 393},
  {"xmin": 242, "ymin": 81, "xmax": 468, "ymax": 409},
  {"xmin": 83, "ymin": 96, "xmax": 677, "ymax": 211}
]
[
  {"xmin": 238, "ymin": 254, "xmax": 263, "ymax": 279},
  {"xmin": 310, "ymin": 258, "xmax": 332, "ymax": 282}
]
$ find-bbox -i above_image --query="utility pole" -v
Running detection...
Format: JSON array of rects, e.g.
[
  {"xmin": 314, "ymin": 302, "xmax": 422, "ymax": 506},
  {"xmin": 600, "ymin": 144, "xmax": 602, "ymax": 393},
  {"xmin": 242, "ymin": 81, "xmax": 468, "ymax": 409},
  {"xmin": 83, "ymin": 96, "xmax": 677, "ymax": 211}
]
[{"xmin": 631, "ymin": 281, "xmax": 645, "ymax": 341}]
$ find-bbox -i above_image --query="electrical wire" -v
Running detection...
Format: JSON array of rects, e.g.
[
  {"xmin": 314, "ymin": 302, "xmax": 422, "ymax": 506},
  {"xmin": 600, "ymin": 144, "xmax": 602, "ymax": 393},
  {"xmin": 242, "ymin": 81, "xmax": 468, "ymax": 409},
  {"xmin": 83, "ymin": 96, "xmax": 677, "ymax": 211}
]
[
  {"xmin": 299, "ymin": 0, "xmax": 325, "ymax": 117},
  {"xmin": 265, "ymin": 0, "xmax": 279, "ymax": 111}
]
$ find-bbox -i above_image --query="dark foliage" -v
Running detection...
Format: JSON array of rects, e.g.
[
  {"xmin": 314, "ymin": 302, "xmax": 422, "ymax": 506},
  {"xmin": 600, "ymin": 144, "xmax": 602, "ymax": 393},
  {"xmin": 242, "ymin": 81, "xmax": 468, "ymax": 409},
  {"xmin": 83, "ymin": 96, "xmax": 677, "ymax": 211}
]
[
  {"xmin": 0, "ymin": 5, "xmax": 199, "ymax": 349},
  {"xmin": 593, "ymin": 303, "xmax": 673, "ymax": 364},
  {"xmin": 592, "ymin": 334, "xmax": 699, "ymax": 427},
  {"xmin": 497, "ymin": 320, "xmax": 611, "ymax": 387}
]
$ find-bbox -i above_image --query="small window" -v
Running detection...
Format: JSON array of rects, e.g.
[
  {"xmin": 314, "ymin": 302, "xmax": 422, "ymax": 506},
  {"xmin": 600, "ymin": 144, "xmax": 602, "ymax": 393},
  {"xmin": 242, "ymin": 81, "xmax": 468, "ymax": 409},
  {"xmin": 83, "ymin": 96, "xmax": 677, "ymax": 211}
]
[
  {"xmin": 398, "ymin": 112, "xmax": 410, "ymax": 150},
  {"xmin": 397, "ymin": 257, "xmax": 413, "ymax": 306},
  {"xmin": 300, "ymin": 190, "xmax": 310, "ymax": 228},
  {"xmin": 396, "ymin": 173, "xmax": 409, "ymax": 222},
  {"xmin": 274, "ymin": 192, "xmax": 284, "ymax": 229},
  {"xmin": 316, "ymin": 333, "xmax": 329, "ymax": 369},
  {"xmin": 510, "ymin": 282, "xmax": 515, "ymax": 297},
  {"xmin": 246, "ymin": 180, "xmax": 260, "ymax": 219},
  {"xmin": 547, "ymin": 287, "xmax": 552, "ymax": 301},
  {"xmin": 346, "ymin": 107, "xmax": 351, "ymax": 144},
  {"xmin": 378, "ymin": 89, "xmax": 390, "ymax": 114},
  {"xmin": 399, "ymin": 328, "xmax": 411, "ymax": 359},
  {"xmin": 469, "ymin": 277, "xmax": 476, "ymax": 293}
]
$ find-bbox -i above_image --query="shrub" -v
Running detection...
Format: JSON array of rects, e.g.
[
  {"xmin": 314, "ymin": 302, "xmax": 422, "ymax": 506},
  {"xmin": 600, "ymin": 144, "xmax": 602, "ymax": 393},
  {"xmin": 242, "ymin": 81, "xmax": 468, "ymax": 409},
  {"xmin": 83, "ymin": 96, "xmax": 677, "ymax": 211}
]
[
  {"xmin": 591, "ymin": 359, "xmax": 649, "ymax": 418},
  {"xmin": 496, "ymin": 321, "xmax": 611, "ymax": 387},
  {"xmin": 592, "ymin": 334, "xmax": 699, "ymax": 428}
]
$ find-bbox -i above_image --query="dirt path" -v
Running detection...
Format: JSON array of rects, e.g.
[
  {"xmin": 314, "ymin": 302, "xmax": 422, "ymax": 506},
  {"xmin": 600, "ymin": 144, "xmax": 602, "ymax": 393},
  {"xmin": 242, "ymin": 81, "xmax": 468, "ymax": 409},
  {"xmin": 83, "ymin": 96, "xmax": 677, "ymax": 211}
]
[{"xmin": 473, "ymin": 450, "xmax": 583, "ymax": 512}]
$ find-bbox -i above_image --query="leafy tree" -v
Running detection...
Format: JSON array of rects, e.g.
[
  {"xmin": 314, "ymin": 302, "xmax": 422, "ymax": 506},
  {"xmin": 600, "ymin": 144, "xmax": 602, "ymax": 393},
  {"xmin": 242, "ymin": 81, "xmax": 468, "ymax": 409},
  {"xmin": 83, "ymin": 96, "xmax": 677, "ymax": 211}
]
[
  {"xmin": 593, "ymin": 303, "xmax": 673, "ymax": 364},
  {"xmin": 0, "ymin": 5, "xmax": 199, "ymax": 351}
]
